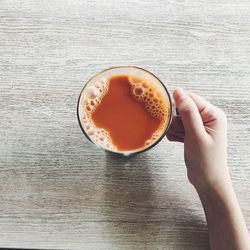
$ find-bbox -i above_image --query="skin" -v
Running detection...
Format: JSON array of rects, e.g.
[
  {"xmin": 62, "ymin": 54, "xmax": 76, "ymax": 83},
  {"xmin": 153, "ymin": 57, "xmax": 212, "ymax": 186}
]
[{"xmin": 166, "ymin": 87, "xmax": 250, "ymax": 250}]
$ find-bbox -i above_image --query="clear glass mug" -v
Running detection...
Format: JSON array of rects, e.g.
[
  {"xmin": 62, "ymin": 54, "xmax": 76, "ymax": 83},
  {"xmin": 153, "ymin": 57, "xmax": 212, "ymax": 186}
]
[{"xmin": 77, "ymin": 66, "xmax": 177, "ymax": 156}]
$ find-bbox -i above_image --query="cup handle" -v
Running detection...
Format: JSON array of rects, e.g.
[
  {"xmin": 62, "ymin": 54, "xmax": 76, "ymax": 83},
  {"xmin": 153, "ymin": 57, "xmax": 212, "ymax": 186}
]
[{"xmin": 172, "ymin": 102, "xmax": 180, "ymax": 117}]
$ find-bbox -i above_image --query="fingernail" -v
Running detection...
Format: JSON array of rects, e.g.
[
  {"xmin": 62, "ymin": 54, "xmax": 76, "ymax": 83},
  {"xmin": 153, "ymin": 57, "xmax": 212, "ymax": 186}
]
[{"xmin": 173, "ymin": 87, "xmax": 186, "ymax": 102}]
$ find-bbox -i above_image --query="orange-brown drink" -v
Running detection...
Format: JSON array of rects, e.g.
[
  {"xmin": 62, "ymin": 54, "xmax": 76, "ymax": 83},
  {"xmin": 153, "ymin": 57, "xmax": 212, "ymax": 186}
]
[{"xmin": 78, "ymin": 66, "xmax": 172, "ymax": 155}]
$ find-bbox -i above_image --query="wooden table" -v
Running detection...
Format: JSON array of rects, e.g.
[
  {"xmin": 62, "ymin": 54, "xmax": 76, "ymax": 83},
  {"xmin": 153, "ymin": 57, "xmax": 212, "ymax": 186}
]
[{"xmin": 0, "ymin": 0, "xmax": 250, "ymax": 249}]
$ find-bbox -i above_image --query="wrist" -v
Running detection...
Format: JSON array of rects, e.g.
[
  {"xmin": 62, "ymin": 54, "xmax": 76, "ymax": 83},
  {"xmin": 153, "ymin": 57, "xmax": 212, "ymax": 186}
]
[
  {"xmin": 193, "ymin": 173, "xmax": 233, "ymax": 198},
  {"xmin": 195, "ymin": 176, "xmax": 235, "ymax": 207}
]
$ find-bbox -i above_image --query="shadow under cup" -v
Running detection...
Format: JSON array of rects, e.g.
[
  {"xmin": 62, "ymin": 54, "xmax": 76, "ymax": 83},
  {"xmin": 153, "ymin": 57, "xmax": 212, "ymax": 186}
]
[{"xmin": 77, "ymin": 66, "xmax": 173, "ymax": 156}]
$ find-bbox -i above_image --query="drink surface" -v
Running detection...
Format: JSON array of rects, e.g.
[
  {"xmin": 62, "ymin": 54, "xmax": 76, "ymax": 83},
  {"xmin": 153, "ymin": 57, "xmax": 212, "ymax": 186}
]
[{"xmin": 81, "ymin": 74, "xmax": 170, "ymax": 153}]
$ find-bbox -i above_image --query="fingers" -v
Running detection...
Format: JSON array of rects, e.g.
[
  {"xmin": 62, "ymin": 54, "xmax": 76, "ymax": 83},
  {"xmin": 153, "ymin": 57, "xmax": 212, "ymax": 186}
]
[
  {"xmin": 167, "ymin": 88, "xmax": 227, "ymax": 142},
  {"xmin": 188, "ymin": 91, "xmax": 212, "ymax": 113},
  {"xmin": 188, "ymin": 91, "xmax": 227, "ymax": 130},
  {"xmin": 173, "ymin": 88, "xmax": 206, "ymax": 138}
]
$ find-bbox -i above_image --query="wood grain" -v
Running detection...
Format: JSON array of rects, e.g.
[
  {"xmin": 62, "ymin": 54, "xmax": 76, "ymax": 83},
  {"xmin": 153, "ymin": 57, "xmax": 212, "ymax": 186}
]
[{"xmin": 0, "ymin": 0, "xmax": 250, "ymax": 249}]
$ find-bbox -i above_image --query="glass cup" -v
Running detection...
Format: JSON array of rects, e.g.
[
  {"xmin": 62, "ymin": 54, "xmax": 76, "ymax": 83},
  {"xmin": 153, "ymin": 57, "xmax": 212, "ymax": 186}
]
[{"xmin": 77, "ymin": 66, "xmax": 175, "ymax": 156}]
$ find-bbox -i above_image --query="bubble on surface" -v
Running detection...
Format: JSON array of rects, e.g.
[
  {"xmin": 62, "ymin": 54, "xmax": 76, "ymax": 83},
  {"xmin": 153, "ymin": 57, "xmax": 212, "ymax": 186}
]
[{"xmin": 134, "ymin": 87, "xmax": 144, "ymax": 96}]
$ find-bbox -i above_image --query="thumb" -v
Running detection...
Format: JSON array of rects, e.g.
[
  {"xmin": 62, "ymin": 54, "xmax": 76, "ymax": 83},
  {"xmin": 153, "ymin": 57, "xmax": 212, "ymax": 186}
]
[{"xmin": 173, "ymin": 87, "xmax": 206, "ymax": 138}]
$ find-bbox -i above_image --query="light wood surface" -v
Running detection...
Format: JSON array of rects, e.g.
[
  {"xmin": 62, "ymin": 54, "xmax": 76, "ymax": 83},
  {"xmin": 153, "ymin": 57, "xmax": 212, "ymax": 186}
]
[{"xmin": 0, "ymin": 0, "xmax": 250, "ymax": 249}]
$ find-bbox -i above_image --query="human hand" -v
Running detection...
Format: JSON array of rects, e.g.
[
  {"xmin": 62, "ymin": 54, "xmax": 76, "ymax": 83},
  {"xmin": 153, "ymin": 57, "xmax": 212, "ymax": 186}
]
[{"xmin": 167, "ymin": 88, "xmax": 230, "ymax": 191}]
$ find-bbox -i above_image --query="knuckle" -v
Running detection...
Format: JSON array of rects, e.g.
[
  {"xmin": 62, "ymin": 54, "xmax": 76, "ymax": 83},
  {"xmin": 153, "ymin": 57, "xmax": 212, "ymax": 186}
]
[
  {"xmin": 216, "ymin": 107, "xmax": 227, "ymax": 121},
  {"xmin": 210, "ymin": 105, "xmax": 227, "ymax": 123},
  {"xmin": 202, "ymin": 105, "xmax": 212, "ymax": 114}
]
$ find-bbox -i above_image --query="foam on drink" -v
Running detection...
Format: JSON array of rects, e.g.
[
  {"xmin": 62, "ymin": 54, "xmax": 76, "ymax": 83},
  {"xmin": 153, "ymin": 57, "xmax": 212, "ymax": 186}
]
[
  {"xmin": 79, "ymin": 74, "xmax": 170, "ymax": 153},
  {"xmin": 79, "ymin": 78, "xmax": 117, "ymax": 151},
  {"xmin": 128, "ymin": 75, "xmax": 168, "ymax": 144}
]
